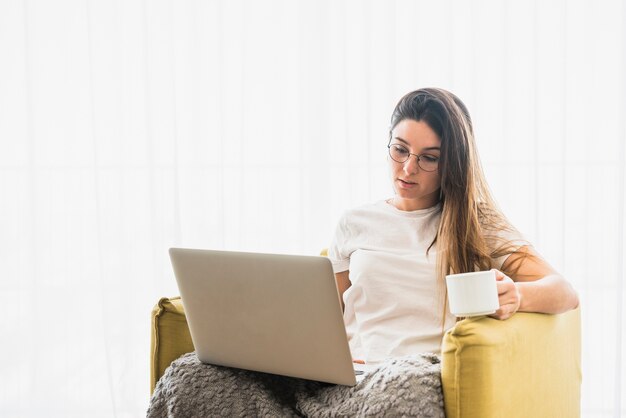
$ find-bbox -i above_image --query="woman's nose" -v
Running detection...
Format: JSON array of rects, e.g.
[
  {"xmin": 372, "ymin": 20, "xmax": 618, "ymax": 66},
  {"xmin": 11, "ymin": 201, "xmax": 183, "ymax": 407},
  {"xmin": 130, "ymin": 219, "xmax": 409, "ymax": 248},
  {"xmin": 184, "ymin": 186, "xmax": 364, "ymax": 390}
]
[{"xmin": 403, "ymin": 155, "xmax": 420, "ymax": 174}]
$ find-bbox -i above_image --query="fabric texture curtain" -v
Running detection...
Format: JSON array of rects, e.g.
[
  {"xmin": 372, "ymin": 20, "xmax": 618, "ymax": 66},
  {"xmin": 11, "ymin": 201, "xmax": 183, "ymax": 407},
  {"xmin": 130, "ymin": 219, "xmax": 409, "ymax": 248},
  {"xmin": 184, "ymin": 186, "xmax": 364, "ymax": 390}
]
[{"xmin": 0, "ymin": 0, "xmax": 624, "ymax": 416}]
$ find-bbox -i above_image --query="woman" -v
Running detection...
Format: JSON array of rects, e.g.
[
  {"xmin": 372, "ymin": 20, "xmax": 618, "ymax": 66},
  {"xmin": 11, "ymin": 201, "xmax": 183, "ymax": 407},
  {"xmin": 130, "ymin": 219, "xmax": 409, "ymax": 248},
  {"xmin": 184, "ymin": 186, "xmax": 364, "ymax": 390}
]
[
  {"xmin": 329, "ymin": 87, "xmax": 579, "ymax": 364},
  {"xmin": 149, "ymin": 88, "xmax": 580, "ymax": 417}
]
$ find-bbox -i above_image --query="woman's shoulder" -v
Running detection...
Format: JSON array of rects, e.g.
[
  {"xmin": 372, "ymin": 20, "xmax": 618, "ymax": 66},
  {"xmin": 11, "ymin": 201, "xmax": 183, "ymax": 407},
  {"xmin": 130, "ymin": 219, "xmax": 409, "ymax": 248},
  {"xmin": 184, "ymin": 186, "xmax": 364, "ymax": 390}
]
[
  {"xmin": 477, "ymin": 205, "xmax": 529, "ymax": 246},
  {"xmin": 343, "ymin": 200, "xmax": 386, "ymax": 215},
  {"xmin": 341, "ymin": 199, "xmax": 443, "ymax": 221},
  {"xmin": 334, "ymin": 200, "xmax": 389, "ymax": 231},
  {"xmin": 338, "ymin": 200, "xmax": 406, "ymax": 223}
]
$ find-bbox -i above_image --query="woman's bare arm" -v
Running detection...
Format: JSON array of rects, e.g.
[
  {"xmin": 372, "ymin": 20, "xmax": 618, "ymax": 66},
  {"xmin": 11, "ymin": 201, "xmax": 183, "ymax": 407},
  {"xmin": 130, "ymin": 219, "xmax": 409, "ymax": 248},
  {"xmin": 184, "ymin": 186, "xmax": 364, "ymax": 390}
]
[
  {"xmin": 335, "ymin": 271, "xmax": 351, "ymax": 312},
  {"xmin": 497, "ymin": 245, "xmax": 579, "ymax": 316}
]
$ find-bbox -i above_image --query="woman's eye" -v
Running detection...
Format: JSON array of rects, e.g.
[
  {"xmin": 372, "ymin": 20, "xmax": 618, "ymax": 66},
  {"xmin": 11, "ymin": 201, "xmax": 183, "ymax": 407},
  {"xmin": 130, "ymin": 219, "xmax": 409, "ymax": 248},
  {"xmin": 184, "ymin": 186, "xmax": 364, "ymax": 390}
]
[
  {"xmin": 393, "ymin": 146, "xmax": 409, "ymax": 155},
  {"xmin": 421, "ymin": 155, "xmax": 439, "ymax": 162}
]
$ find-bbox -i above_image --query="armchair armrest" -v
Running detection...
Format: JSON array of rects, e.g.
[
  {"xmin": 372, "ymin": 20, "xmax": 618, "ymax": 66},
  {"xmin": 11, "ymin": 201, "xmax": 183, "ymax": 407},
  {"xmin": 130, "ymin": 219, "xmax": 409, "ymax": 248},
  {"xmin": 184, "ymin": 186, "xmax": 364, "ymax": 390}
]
[
  {"xmin": 441, "ymin": 307, "xmax": 581, "ymax": 418},
  {"xmin": 150, "ymin": 297, "xmax": 194, "ymax": 395}
]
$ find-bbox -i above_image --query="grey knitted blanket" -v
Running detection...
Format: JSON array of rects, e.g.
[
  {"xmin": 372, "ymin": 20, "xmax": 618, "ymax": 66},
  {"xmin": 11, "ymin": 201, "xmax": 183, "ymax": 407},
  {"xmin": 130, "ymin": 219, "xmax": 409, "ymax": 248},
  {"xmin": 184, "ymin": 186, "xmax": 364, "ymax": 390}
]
[{"xmin": 147, "ymin": 352, "xmax": 444, "ymax": 417}]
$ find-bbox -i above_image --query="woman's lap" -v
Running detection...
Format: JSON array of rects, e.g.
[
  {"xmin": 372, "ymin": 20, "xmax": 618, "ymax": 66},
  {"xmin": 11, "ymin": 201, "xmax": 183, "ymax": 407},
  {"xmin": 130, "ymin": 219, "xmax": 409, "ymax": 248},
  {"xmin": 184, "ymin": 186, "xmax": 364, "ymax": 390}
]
[{"xmin": 147, "ymin": 352, "xmax": 444, "ymax": 418}]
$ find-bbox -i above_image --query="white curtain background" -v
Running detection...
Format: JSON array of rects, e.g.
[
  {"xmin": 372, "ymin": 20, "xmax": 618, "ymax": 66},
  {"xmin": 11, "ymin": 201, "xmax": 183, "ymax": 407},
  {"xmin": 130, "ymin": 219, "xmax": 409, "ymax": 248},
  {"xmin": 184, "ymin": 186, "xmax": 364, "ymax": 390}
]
[{"xmin": 0, "ymin": 0, "xmax": 624, "ymax": 416}]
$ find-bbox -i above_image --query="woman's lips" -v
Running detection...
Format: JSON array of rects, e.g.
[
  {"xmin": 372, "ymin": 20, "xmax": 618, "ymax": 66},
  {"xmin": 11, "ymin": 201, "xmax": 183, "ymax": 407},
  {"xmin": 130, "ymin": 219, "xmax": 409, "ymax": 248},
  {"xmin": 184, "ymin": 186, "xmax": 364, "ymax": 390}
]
[{"xmin": 398, "ymin": 179, "xmax": 417, "ymax": 188}]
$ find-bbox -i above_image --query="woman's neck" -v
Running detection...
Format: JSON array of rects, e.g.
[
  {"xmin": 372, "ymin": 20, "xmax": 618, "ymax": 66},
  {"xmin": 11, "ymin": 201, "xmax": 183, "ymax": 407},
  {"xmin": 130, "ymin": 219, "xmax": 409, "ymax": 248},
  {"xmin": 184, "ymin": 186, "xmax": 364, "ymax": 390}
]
[{"xmin": 389, "ymin": 195, "xmax": 440, "ymax": 211}]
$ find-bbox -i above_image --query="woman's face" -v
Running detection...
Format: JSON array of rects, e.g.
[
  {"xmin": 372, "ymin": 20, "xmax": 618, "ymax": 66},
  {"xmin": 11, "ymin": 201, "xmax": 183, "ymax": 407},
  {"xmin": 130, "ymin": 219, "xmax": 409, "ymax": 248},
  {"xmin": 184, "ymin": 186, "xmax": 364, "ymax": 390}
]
[{"xmin": 388, "ymin": 119, "xmax": 442, "ymax": 211}]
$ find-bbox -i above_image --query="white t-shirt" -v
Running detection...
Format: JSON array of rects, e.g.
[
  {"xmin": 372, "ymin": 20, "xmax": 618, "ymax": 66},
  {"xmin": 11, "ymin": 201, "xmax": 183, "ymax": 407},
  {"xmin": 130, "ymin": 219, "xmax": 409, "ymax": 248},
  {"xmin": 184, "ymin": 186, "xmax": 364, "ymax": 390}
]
[{"xmin": 328, "ymin": 199, "xmax": 525, "ymax": 363}]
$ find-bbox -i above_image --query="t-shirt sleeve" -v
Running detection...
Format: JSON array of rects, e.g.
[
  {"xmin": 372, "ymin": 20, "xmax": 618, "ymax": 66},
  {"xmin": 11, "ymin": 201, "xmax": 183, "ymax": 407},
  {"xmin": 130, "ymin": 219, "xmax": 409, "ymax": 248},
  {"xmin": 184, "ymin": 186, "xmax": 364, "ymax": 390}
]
[
  {"xmin": 485, "ymin": 225, "xmax": 530, "ymax": 270},
  {"xmin": 327, "ymin": 213, "xmax": 351, "ymax": 274}
]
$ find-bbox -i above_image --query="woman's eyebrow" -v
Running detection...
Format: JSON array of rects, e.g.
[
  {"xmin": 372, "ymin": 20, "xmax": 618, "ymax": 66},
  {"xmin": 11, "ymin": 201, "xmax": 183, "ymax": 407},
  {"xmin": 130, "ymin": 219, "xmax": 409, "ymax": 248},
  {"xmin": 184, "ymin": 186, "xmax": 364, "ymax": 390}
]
[
  {"xmin": 393, "ymin": 137, "xmax": 411, "ymax": 145},
  {"xmin": 392, "ymin": 137, "xmax": 440, "ymax": 151}
]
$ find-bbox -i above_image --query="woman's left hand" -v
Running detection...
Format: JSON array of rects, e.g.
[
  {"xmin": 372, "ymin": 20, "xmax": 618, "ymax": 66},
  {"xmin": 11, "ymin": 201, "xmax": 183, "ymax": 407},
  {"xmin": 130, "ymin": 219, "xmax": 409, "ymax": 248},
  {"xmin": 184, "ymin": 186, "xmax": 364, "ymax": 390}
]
[{"xmin": 488, "ymin": 269, "xmax": 521, "ymax": 320}]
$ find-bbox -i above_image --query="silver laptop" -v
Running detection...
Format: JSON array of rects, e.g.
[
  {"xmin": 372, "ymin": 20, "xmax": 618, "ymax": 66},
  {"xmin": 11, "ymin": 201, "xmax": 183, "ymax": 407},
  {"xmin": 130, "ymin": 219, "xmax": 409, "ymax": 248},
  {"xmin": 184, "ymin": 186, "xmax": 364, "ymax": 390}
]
[{"xmin": 169, "ymin": 247, "xmax": 368, "ymax": 386}]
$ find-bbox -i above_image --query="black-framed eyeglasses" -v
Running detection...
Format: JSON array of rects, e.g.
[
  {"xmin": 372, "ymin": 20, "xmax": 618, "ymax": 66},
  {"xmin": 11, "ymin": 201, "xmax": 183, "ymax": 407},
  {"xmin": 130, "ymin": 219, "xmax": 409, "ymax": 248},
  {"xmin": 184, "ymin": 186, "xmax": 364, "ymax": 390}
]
[{"xmin": 387, "ymin": 143, "xmax": 439, "ymax": 172}]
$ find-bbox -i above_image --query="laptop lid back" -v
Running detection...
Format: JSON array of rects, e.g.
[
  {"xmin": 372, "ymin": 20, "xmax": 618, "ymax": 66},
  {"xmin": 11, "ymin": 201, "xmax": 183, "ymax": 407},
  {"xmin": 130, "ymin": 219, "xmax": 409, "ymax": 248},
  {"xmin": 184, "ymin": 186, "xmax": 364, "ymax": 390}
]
[{"xmin": 169, "ymin": 248, "xmax": 356, "ymax": 386}]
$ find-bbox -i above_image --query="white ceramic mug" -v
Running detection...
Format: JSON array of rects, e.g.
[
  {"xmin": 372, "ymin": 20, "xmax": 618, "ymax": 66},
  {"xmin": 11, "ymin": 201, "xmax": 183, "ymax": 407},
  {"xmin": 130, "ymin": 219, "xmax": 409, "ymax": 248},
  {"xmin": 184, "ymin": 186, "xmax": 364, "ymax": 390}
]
[{"xmin": 445, "ymin": 270, "xmax": 500, "ymax": 317}]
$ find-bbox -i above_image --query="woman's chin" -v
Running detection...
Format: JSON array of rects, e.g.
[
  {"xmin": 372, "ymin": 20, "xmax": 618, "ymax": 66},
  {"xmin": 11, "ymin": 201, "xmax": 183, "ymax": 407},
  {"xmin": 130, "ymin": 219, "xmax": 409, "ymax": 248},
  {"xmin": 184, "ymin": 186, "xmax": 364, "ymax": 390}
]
[{"xmin": 394, "ymin": 189, "xmax": 419, "ymax": 200}]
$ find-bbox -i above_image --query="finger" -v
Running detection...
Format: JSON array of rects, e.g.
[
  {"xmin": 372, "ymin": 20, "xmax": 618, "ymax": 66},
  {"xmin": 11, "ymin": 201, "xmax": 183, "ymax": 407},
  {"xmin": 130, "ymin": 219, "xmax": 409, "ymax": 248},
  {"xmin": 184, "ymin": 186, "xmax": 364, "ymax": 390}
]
[
  {"xmin": 488, "ymin": 310, "xmax": 503, "ymax": 320},
  {"xmin": 489, "ymin": 309, "xmax": 509, "ymax": 321},
  {"xmin": 497, "ymin": 277, "xmax": 516, "ymax": 295},
  {"xmin": 496, "ymin": 281, "xmax": 509, "ymax": 295},
  {"xmin": 492, "ymin": 269, "xmax": 505, "ymax": 281},
  {"xmin": 353, "ymin": 359, "xmax": 365, "ymax": 364},
  {"xmin": 500, "ymin": 302, "xmax": 518, "ymax": 316}
]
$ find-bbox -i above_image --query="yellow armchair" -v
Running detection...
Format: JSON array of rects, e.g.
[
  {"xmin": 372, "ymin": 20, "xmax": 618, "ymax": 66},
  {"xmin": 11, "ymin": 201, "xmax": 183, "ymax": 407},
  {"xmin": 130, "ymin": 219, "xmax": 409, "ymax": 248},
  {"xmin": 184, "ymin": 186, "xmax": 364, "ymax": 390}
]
[{"xmin": 150, "ymin": 296, "xmax": 581, "ymax": 417}]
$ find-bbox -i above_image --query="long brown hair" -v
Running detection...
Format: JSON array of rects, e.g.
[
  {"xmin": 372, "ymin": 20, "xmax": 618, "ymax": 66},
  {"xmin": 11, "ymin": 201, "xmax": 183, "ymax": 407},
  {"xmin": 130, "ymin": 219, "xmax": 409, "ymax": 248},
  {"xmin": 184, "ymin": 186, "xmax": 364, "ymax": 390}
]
[{"xmin": 389, "ymin": 88, "xmax": 531, "ymax": 329}]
